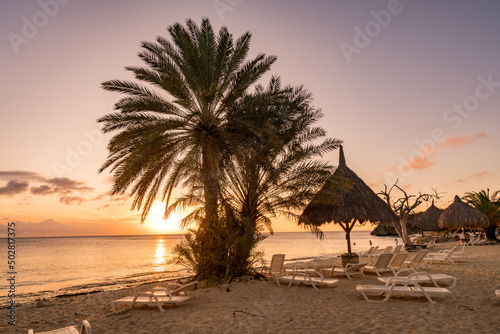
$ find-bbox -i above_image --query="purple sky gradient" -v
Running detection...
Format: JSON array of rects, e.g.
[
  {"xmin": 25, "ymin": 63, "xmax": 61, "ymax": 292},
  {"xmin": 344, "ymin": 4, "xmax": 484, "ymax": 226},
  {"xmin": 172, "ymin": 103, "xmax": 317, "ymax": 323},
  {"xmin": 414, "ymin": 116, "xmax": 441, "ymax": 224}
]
[{"xmin": 1, "ymin": 0, "xmax": 499, "ymax": 236}]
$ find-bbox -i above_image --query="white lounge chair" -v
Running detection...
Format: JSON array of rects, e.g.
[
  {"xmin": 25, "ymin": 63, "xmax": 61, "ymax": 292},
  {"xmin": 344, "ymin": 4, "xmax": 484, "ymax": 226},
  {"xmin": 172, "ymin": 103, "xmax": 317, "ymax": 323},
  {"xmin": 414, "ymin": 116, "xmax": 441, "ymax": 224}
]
[
  {"xmin": 363, "ymin": 253, "xmax": 393, "ymax": 276},
  {"xmin": 356, "ymin": 278, "xmax": 453, "ymax": 303},
  {"xmin": 388, "ymin": 253, "xmax": 410, "ymax": 274},
  {"xmin": 378, "ymin": 269, "xmax": 457, "ymax": 289},
  {"xmin": 321, "ymin": 262, "xmax": 369, "ymax": 280},
  {"xmin": 425, "ymin": 243, "xmax": 459, "ymax": 265},
  {"xmin": 472, "ymin": 237, "xmax": 495, "ymax": 245},
  {"xmin": 263, "ymin": 254, "xmax": 290, "ymax": 281},
  {"xmin": 393, "ymin": 244, "xmax": 403, "ymax": 253},
  {"xmin": 265, "ymin": 254, "xmax": 339, "ymax": 290},
  {"xmin": 28, "ymin": 320, "xmax": 91, "ymax": 334},
  {"xmin": 277, "ymin": 271, "xmax": 339, "ymax": 291},
  {"xmin": 404, "ymin": 250, "xmax": 430, "ymax": 270},
  {"xmin": 378, "ymin": 246, "xmax": 393, "ymax": 254},
  {"xmin": 362, "ymin": 246, "xmax": 379, "ymax": 259},
  {"xmin": 111, "ymin": 290, "xmax": 190, "ymax": 313},
  {"xmin": 359, "ymin": 246, "xmax": 375, "ymax": 257},
  {"xmin": 428, "ymin": 242, "xmax": 459, "ymax": 256},
  {"xmin": 369, "ymin": 246, "xmax": 391, "ymax": 260},
  {"xmin": 448, "ymin": 245, "xmax": 471, "ymax": 262}
]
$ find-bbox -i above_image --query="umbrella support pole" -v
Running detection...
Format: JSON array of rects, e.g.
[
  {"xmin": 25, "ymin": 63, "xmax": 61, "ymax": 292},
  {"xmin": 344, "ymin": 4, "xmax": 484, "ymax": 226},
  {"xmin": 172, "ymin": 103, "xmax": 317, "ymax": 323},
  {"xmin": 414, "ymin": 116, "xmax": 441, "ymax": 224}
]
[
  {"xmin": 341, "ymin": 222, "xmax": 359, "ymax": 266},
  {"xmin": 340, "ymin": 221, "xmax": 354, "ymax": 255}
]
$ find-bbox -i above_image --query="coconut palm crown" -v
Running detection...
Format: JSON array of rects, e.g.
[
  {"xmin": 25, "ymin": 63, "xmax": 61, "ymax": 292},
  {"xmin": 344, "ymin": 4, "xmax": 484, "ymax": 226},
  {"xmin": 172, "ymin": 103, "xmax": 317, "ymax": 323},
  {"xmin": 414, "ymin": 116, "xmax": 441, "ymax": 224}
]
[{"xmin": 98, "ymin": 18, "xmax": 276, "ymax": 225}]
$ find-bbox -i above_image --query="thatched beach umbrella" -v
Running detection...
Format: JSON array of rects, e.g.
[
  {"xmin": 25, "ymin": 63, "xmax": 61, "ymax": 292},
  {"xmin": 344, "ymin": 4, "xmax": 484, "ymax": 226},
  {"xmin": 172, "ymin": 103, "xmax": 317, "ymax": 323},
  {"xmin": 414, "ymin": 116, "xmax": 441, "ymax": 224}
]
[
  {"xmin": 413, "ymin": 200, "xmax": 443, "ymax": 236},
  {"xmin": 438, "ymin": 195, "xmax": 489, "ymax": 230},
  {"xmin": 299, "ymin": 146, "xmax": 398, "ymax": 256}
]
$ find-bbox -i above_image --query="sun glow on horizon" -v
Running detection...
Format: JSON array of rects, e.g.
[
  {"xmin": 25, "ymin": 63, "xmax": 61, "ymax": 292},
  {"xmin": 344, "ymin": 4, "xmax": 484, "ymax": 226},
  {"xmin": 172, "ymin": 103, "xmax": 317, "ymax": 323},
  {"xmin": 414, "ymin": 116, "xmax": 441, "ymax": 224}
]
[{"xmin": 147, "ymin": 202, "xmax": 185, "ymax": 234}]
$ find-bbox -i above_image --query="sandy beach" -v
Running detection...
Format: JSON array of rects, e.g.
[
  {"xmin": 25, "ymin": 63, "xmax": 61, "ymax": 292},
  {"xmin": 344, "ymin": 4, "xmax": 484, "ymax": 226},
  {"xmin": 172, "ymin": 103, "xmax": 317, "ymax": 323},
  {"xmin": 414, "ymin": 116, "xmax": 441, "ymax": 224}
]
[{"xmin": 3, "ymin": 242, "xmax": 500, "ymax": 334}]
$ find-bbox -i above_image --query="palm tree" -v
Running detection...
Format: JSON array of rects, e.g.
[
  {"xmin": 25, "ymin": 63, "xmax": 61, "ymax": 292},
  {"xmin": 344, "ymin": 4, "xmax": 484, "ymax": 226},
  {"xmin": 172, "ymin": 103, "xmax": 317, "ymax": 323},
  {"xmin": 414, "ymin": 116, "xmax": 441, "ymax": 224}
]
[
  {"xmin": 168, "ymin": 77, "xmax": 341, "ymax": 279},
  {"xmin": 98, "ymin": 18, "xmax": 276, "ymax": 229},
  {"xmin": 463, "ymin": 189, "xmax": 500, "ymax": 239}
]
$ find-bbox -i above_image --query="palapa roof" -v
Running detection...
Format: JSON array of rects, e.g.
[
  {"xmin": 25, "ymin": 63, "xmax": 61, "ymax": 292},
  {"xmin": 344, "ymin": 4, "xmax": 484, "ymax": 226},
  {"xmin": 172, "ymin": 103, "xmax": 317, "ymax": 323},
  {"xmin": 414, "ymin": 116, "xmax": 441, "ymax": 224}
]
[
  {"xmin": 299, "ymin": 146, "xmax": 398, "ymax": 227},
  {"xmin": 413, "ymin": 200, "xmax": 443, "ymax": 231},
  {"xmin": 438, "ymin": 195, "xmax": 489, "ymax": 229}
]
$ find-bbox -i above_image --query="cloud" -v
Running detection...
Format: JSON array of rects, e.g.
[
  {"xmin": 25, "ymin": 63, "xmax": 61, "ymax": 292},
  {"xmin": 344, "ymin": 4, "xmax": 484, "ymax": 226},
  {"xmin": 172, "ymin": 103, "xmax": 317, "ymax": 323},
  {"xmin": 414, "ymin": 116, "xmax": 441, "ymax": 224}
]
[
  {"xmin": 406, "ymin": 155, "xmax": 436, "ymax": 171},
  {"xmin": 30, "ymin": 184, "xmax": 54, "ymax": 195},
  {"xmin": 442, "ymin": 132, "xmax": 488, "ymax": 149},
  {"xmin": 46, "ymin": 177, "xmax": 93, "ymax": 193},
  {"xmin": 59, "ymin": 195, "xmax": 86, "ymax": 205},
  {"xmin": 401, "ymin": 132, "xmax": 488, "ymax": 172},
  {"xmin": 0, "ymin": 180, "xmax": 29, "ymax": 195},
  {"xmin": 453, "ymin": 170, "xmax": 494, "ymax": 183},
  {"xmin": 0, "ymin": 171, "xmax": 46, "ymax": 182},
  {"xmin": 0, "ymin": 170, "xmax": 93, "ymax": 205}
]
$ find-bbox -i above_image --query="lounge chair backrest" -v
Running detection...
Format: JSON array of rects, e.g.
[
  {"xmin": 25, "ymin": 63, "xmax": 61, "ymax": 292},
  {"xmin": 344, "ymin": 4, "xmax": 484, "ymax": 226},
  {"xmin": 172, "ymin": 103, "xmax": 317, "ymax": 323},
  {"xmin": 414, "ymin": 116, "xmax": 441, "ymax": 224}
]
[
  {"xmin": 439, "ymin": 243, "xmax": 459, "ymax": 257},
  {"xmin": 381, "ymin": 246, "xmax": 392, "ymax": 254},
  {"xmin": 372, "ymin": 246, "xmax": 379, "ymax": 253},
  {"xmin": 270, "ymin": 254, "xmax": 286, "ymax": 277},
  {"xmin": 390, "ymin": 253, "xmax": 409, "ymax": 267},
  {"xmin": 412, "ymin": 250, "xmax": 429, "ymax": 263},
  {"xmin": 364, "ymin": 246, "xmax": 374, "ymax": 255},
  {"xmin": 346, "ymin": 262, "xmax": 366, "ymax": 272},
  {"xmin": 374, "ymin": 253, "xmax": 393, "ymax": 269},
  {"xmin": 393, "ymin": 245, "xmax": 403, "ymax": 253}
]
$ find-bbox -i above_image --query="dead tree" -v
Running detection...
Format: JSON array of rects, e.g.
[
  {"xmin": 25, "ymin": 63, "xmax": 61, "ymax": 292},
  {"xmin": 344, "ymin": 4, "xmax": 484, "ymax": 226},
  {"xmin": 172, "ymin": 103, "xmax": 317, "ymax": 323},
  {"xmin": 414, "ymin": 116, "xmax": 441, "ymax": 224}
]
[{"xmin": 378, "ymin": 181, "xmax": 440, "ymax": 246}]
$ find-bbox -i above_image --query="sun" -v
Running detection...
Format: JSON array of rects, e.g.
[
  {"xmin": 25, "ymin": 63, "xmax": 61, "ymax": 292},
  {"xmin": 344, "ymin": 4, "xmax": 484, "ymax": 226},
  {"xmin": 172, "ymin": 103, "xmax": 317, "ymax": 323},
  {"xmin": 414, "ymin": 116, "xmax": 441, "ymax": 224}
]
[{"xmin": 147, "ymin": 201, "xmax": 184, "ymax": 234}]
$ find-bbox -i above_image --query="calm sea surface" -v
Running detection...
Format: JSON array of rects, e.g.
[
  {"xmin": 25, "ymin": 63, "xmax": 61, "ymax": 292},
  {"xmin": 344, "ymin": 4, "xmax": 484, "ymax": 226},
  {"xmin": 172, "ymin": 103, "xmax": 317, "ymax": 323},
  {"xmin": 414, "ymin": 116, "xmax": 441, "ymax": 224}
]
[{"xmin": 0, "ymin": 231, "xmax": 401, "ymax": 306}]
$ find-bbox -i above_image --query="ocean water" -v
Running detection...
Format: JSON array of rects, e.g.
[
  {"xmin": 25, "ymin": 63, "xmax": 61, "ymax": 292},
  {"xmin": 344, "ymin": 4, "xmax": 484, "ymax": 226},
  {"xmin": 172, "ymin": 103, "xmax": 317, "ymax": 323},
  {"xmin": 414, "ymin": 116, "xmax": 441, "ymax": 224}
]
[{"xmin": 0, "ymin": 231, "xmax": 401, "ymax": 306}]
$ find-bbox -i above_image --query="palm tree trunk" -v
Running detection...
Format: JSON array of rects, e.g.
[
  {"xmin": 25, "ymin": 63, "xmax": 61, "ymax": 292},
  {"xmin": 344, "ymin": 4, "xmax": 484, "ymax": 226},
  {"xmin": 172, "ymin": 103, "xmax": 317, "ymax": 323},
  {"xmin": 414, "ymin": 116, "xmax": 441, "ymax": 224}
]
[{"xmin": 202, "ymin": 146, "xmax": 219, "ymax": 227}]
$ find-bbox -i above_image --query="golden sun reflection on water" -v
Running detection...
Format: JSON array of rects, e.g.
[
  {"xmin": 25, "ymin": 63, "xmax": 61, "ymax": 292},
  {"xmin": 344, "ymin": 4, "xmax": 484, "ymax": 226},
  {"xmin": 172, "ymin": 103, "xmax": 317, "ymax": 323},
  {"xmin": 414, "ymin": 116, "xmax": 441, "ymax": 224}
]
[{"xmin": 154, "ymin": 238, "xmax": 167, "ymax": 272}]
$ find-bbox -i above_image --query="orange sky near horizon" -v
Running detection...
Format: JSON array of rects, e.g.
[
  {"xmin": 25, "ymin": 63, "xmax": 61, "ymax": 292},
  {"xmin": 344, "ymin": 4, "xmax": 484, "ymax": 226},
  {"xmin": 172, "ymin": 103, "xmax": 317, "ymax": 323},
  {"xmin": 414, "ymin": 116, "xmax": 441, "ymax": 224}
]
[{"xmin": 1, "ymin": 1, "xmax": 500, "ymax": 237}]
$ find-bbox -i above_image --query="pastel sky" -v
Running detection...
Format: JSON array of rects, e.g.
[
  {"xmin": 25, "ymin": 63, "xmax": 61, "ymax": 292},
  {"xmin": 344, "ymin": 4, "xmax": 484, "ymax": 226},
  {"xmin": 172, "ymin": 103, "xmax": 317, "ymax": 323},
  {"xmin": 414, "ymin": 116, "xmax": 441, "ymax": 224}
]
[{"xmin": 1, "ymin": 0, "xmax": 499, "ymax": 237}]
